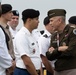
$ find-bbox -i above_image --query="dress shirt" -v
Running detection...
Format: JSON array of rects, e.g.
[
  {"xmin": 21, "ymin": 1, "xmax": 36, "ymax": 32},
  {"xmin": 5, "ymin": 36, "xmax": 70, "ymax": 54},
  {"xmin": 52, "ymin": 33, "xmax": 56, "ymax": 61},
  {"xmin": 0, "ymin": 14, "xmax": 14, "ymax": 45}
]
[
  {"xmin": 14, "ymin": 26, "xmax": 41, "ymax": 70},
  {"xmin": 0, "ymin": 24, "xmax": 15, "ymax": 59},
  {"xmin": 0, "ymin": 27, "xmax": 12, "ymax": 75},
  {"xmin": 32, "ymin": 29, "xmax": 41, "ymax": 41},
  {"xmin": 38, "ymin": 29, "xmax": 55, "ymax": 68},
  {"xmin": 9, "ymin": 26, "xmax": 18, "ymax": 50}
]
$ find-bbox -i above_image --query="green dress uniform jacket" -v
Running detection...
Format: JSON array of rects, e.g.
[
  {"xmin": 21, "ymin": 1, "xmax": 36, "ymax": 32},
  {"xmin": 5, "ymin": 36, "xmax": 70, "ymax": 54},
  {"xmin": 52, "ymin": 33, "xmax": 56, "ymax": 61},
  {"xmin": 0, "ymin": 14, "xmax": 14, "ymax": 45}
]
[{"xmin": 46, "ymin": 25, "xmax": 76, "ymax": 72}]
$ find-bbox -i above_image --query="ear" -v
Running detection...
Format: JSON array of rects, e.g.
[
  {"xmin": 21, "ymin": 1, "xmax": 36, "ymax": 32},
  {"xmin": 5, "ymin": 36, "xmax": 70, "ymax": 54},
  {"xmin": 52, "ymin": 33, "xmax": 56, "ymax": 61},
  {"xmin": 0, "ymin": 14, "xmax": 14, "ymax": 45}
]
[
  {"xmin": 27, "ymin": 18, "xmax": 31, "ymax": 22},
  {"xmin": 58, "ymin": 17, "xmax": 62, "ymax": 24}
]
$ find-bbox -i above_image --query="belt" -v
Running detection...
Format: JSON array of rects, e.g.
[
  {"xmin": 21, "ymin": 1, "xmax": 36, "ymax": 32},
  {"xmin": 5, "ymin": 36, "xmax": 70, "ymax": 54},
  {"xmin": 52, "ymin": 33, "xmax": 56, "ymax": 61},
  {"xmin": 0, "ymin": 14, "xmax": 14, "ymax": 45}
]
[
  {"xmin": 36, "ymin": 70, "xmax": 40, "ymax": 75},
  {"xmin": 16, "ymin": 67, "xmax": 27, "ymax": 70},
  {"xmin": 16, "ymin": 67, "xmax": 40, "ymax": 74}
]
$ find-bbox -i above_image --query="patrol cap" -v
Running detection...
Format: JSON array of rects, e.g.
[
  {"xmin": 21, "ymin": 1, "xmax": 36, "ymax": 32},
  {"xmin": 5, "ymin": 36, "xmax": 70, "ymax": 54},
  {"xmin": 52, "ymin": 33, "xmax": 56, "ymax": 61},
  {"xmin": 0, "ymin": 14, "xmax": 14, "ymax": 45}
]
[
  {"xmin": 43, "ymin": 16, "xmax": 50, "ymax": 26},
  {"xmin": 48, "ymin": 9, "xmax": 66, "ymax": 18},
  {"xmin": 1, "ymin": 4, "xmax": 12, "ymax": 14},
  {"xmin": 68, "ymin": 16, "xmax": 76, "ymax": 24},
  {"xmin": 12, "ymin": 10, "xmax": 19, "ymax": 16},
  {"xmin": 22, "ymin": 9, "xmax": 40, "ymax": 20}
]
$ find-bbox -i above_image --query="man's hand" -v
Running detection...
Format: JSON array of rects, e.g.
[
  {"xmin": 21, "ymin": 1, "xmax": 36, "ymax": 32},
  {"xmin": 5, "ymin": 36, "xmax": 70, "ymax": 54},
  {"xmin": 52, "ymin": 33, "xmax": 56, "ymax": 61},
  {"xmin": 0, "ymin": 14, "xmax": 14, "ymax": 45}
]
[
  {"xmin": 58, "ymin": 46, "xmax": 68, "ymax": 51},
  {"xmin": 6, "ymin": 60, "xmax": 16, "ymax": 75},
  {"xmin": 48, "ymin": 47, "xmax": 55, "ymax": 53}
]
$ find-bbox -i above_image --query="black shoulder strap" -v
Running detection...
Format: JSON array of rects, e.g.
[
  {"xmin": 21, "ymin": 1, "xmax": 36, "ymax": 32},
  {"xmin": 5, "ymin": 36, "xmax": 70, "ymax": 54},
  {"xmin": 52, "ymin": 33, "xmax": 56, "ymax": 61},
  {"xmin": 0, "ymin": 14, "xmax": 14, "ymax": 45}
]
[
  {"xmin": 43, "ymin": 34, "xmax": 48, "ymax": 38},
  {"xmin": 0, "ymin": 25, "xmax": 10, "ymax": 50}
]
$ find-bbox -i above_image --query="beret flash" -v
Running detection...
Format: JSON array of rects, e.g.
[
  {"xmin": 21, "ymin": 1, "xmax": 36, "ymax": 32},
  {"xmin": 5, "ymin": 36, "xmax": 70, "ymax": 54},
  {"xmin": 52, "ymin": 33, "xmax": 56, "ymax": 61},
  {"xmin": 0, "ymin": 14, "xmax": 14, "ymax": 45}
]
[{"xmin": 12, "ymin": 10, "xmax": 19, "ymax": 16}]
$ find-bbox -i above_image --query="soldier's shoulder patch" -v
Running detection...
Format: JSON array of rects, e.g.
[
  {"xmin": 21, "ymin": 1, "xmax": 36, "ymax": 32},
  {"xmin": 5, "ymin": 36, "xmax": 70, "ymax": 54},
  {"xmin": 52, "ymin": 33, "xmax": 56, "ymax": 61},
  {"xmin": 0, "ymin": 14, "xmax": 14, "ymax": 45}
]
[{"xmin": 73, "ymin": 29, "xmax": 76, "ymax": 35}]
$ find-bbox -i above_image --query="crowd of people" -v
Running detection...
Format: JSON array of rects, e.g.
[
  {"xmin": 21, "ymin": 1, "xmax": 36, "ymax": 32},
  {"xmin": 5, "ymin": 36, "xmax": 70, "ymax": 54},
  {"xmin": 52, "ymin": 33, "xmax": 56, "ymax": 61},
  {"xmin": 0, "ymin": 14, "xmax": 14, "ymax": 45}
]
[{"xmin": 0, "ymin": 1, "xmax": 76, "ymax": 75}]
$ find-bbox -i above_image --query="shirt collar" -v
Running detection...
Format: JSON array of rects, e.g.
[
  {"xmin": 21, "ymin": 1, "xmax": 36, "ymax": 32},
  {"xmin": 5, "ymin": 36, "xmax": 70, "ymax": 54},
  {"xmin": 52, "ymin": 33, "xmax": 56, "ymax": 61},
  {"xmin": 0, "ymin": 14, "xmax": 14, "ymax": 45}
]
[
  {"xmin": 22, "ymin": 26, "xmax": 32, "ymax": 35},
  {"xmin": 0, "ymin": 23, "xmax": 9, "ymax": 29}
]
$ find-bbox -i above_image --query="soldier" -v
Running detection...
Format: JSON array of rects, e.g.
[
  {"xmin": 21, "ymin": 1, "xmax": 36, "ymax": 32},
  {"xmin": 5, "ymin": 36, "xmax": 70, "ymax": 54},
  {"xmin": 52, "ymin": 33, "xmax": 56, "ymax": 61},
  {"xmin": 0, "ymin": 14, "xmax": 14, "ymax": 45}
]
[
  {"xmin": 8, "ymin": 10, "xmax": 19, "ymax": 49},
  {"xmin": 13, "ymin": 9, "xmax": 41, "ymax": 75},
  {"xmin": 68, "ymin": 16, "xmax": 76, "ymax": 28},
  {"xmin": 0, "ymin": 4, "xmax": 15, "ymax": 75},
  {"xmin": 8, "ymin": 10, "xmax": 19, "ymax": 39},
  {"xmin": 38, "ymin": 16, "xmax": 54, "ymax": 75},
  {"xmin": 46, "ymin": 9, "xmax": 76, "ymax": 75}
]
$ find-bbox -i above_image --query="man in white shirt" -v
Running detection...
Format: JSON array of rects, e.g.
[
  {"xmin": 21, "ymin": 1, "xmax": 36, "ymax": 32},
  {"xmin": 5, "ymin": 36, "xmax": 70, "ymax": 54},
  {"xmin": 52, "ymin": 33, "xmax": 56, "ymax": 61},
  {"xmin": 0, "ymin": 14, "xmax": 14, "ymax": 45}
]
[
  {"xmin": 0, "ymin": 4, "xmax": 14, "ymax": 75},
  {"xmin": 8, "ymin": 10, "xmax": 19, "ymax": 48},
  {"xmin": 0, "ymin": 27, "xmax": 12, "ymax": 75},
  {"xmin": 8, "ymin": 10, "xmax": 19, "ymax": 38},
  {"xmin": 38, "ymin": 16, "xmax": 54, "ymax": 75},
  {"xmin": 13, "ymin": 9, "xmax": 41, "ymax": 75}
]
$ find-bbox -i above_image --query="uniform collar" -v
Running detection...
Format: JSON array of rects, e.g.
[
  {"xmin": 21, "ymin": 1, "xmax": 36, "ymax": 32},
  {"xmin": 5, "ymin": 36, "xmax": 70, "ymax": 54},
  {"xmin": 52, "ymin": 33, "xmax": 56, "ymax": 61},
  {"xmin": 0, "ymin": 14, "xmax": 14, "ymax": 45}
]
[
  {"xmin": 22, "ymin": 26, "xmax": 32, "ymax": 35},
  {"xmin": 0, "ymin": 22, "xmax": 9, "ymax": 29},
  {"xmin": 63, "ymin": 25, "xmax": 70, "ymax": 33}
]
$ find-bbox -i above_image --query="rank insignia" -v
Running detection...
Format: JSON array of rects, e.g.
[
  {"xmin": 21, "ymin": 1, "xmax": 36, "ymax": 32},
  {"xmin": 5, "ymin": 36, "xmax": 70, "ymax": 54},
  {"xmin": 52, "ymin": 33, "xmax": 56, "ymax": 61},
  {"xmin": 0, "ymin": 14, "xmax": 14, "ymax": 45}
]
[
  {"xmin": 73, "ymin": 29, "xmax": 76, "ymax": 35},
  {"xmin": 43, "ymin": 34, "xmax": 48, "ymax": 38}
]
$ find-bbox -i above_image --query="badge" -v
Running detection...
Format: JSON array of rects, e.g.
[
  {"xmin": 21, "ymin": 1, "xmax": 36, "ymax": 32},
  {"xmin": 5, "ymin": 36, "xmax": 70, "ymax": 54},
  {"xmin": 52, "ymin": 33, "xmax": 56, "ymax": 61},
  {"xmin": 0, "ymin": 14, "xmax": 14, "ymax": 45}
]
[
  {"xmin": 33, "ymin": 49, "xmax": 35, "ymax": 54},
  {"xmin": 32, "ymin": 43, "xmax": 35, "ymax": 45},
  {"xmin": 62, "ymin": 42, "xmax": 66, "ymax": 46},
  {"xmin": 73, "ymin": 29, "xmax": 76, "ymax": 35}
]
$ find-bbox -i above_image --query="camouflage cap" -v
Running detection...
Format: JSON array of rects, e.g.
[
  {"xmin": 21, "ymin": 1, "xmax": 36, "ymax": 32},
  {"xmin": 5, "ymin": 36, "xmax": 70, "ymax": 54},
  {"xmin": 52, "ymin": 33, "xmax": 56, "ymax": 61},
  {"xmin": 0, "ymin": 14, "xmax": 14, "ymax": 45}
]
[{"xmin": 48, "ymin": 9, "xmax": 66, "ymax": 18}]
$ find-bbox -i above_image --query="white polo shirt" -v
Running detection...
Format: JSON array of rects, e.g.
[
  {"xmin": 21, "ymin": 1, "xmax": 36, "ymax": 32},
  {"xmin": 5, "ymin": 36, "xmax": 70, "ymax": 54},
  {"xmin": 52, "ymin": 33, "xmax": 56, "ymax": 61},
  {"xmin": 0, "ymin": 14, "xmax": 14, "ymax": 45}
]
[
  {"xmin": 38, "ymin": 29, "xmax": 55, "ymax": 68},
  {"xmin": 14, "ymin": 26, "xmax": 41, "ymax": 70},
  {"xmin": 0, "ymin": 28, "xmax": 12, "ymax": 75}
]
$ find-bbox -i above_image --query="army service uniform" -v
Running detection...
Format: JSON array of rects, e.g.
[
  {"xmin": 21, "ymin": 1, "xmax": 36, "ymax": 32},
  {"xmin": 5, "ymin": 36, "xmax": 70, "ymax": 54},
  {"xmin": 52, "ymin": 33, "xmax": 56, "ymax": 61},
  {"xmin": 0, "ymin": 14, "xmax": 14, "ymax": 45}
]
[{"xmin": 46, "ymin": 25, "xmax": 76, "ymax": 73}]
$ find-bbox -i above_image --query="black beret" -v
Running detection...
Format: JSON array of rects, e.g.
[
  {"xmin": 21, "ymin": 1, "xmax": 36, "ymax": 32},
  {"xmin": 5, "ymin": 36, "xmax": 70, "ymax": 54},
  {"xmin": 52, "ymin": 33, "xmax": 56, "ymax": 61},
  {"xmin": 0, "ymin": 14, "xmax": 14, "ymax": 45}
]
[
  {"xmin": 22, "ymin": 9, "xmax": 40, "ymax": 19},
  {"xmin": 68, "ymin": 16, "xmax": 76, "ymax": 24},
  {"xmin": 48, "ymin": 9, "xmax": 66, "ymax": 18},
  {"xmin": 12, "ymin": 10, "xmax": 19, "ymax": 16},
  {"xmin": 43, "ymin": 16, "xmax": 50, "ymax": 26},
  {"xmin": 1, "ymin": 4, "xmax": 12, "ymax": 14}
]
